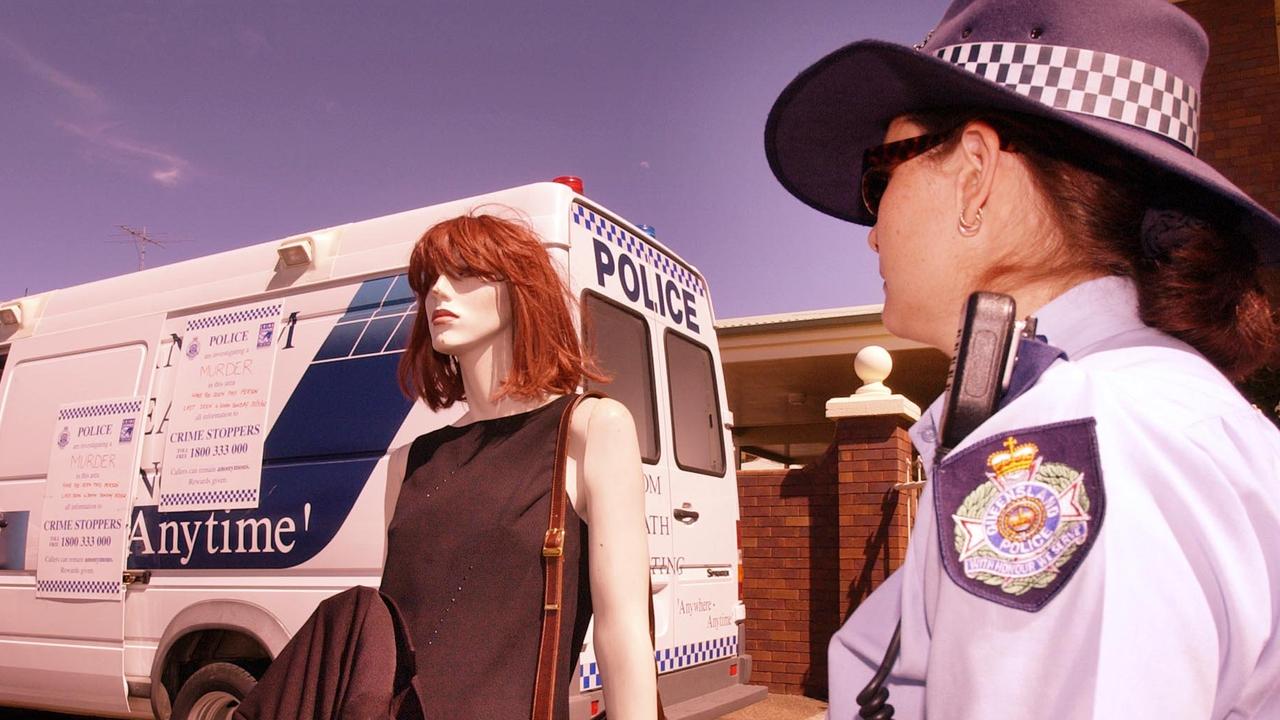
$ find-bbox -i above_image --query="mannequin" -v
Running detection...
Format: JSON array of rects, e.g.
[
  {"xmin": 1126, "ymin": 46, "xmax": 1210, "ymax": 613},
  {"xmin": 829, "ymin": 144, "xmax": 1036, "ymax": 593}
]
[{"xmin": 384, "ymin": 211, "xmax": 657, "ymax": 720}]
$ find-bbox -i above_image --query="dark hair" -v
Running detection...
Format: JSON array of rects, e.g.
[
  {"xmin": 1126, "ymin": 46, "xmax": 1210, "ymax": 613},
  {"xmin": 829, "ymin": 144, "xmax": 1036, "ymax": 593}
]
[
  {"xmin": 905, "ymin": 109, "xmax": 1278, "ymax": 380},
  {"xmin": 398, "ymin": 211, "xmax": 606, "ymax": 410}
]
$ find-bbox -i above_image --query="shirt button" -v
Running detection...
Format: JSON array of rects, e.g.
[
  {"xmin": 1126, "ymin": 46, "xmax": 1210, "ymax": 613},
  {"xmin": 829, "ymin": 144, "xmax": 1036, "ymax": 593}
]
[{"xmin": 921, "ymin": 427, "xmax": 937, "ymax": 443}]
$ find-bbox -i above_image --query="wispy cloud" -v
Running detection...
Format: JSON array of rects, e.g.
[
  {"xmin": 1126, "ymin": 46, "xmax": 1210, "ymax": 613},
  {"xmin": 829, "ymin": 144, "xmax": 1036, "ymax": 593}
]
[
  {"xmin": 1, "ymin": 32, "xmax": 193, "ymax": 187},
  {"xmin": 0, "ymin": 33, "xmax": 105, "ymax": 111},
  {"xmin": 57, "ymin": 121, "xmax": 190, "ymax": 186}
]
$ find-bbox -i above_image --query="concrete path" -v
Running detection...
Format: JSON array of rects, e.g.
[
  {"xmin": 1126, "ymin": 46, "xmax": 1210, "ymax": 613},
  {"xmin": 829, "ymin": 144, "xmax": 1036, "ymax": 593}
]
[{"xmin": 719, "ymin": 692, "xmax": 827, "ymax": 720}]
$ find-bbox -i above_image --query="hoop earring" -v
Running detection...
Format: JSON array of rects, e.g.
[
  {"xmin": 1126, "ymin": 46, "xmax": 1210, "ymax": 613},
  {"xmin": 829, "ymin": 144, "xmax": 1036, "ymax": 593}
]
[{"xmin": 958, "ymin": 206, "xmax": 983, "ymax": 237}]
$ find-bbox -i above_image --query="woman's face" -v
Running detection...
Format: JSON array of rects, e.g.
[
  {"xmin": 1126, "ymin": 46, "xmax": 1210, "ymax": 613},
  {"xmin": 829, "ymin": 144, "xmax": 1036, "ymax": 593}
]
[
  {"xmin": 424, "ymin": 270, "xmax": 513, "ymax": 358},
  {"xmin": 866, "ymin": 117, "xmax": 983, "ymax": 352}
]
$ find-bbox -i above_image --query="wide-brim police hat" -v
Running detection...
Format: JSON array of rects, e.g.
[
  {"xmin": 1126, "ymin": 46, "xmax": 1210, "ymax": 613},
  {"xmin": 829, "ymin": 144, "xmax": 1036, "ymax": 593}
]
[{"xmin": 764, "ymin": 0, "xmax": 1280, "ymax": 264}]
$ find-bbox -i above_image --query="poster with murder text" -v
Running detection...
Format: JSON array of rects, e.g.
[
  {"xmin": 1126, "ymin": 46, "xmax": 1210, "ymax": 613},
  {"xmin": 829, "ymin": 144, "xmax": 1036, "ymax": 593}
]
[
  {"xmin": 37, "ymin": 397, "xmax": 145, "ymax": 600},
  {"xmin": 159, "ymin": 302, "xmax": 282, "ymax": 512}
]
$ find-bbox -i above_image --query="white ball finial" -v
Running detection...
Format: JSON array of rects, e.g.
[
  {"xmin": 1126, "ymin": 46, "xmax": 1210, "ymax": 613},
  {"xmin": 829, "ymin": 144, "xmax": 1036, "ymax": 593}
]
[{"xmin": 854, "ymin": 345, "xmax": 893, "ymax": 395}]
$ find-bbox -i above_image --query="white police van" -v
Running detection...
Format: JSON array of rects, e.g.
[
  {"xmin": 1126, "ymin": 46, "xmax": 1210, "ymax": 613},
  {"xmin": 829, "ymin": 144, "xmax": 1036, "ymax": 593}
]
[{"xmin": 0, "ymin": 181, "xmax": 765, "ymax": 719}]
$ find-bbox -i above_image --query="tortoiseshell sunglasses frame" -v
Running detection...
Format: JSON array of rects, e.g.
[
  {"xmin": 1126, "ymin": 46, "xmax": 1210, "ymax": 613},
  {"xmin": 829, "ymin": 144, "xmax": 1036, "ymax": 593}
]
[{"xmin": 859, "ymin": 131, "xmax": 956, "ymax": 218}]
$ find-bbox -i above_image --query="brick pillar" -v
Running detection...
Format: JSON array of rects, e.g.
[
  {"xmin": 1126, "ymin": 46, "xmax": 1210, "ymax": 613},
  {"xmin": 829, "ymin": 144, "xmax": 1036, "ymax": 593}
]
[
  {"xmin": 826, "ymin": 345, "xmax": 921, "ymax": 617},
  {"xmin": 737, "ymin": 346, "xmax": 920, "ymax": 698},
  {"xmin": 833, "ymin": 415, "xmax": 916, "ymax": 611}
]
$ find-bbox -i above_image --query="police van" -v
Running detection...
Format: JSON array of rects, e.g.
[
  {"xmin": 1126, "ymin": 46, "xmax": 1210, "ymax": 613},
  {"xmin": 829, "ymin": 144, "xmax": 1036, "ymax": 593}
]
[{"xmin": 0, "ymin": 180, "xmax": 766, "ymax": 719}]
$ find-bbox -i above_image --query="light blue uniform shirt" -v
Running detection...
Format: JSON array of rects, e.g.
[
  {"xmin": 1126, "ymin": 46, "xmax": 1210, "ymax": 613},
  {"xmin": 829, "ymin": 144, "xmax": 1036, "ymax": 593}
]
[{"xmin": 828, "ymin": 276, "xmax": 1280, "ymax": 719}]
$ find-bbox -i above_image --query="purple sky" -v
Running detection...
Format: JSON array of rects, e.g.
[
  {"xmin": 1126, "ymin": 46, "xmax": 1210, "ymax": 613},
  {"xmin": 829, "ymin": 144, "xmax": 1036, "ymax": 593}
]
[{"xmin": 0, "ymin": 1, "xmax": 947, "ymax": 319}]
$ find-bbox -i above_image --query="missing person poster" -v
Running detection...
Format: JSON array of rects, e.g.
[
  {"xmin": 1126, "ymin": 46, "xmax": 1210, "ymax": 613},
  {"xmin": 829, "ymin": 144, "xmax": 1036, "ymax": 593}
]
[
  {"xmin": 36, "ymin": 397, "xmax": 145, "ymax": 600},
  {"xmin": 159, "ymin": 302, "xmax": 282, "ymax": 512}
]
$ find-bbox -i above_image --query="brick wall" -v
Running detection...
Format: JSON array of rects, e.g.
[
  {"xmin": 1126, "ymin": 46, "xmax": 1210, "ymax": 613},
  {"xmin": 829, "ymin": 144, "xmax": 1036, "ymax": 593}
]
[
  {"xmin": 1179, "ymin": 0, "xmax": 1280, "ymax": 215},
  {"xmin": 738, "ymin": 452, "xmax": 837, "ymax": 696},
  {"xmin": 738, "ymin": 415, "xmax": 915, "ymax": 697},
  {"xmin": 1177, "ymin": 0, "xmax": 1280, "ymax": 364}
]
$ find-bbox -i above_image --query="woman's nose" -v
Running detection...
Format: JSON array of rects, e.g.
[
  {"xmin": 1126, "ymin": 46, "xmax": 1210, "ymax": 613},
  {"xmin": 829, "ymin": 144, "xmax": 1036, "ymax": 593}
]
[{"xmin": 867, "ymin": 226, "xmax": 880, "ymax": 253}]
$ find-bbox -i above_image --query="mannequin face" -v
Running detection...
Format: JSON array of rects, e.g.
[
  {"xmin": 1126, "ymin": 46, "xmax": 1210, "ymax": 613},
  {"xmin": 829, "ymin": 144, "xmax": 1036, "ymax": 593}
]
[
  {"xmin": 866, "ymin": 117, "xmax": 985, "ymax": 353},
  {"xmin": 424, "ymin": 271, "xmax": 513, "ymax": 358}
]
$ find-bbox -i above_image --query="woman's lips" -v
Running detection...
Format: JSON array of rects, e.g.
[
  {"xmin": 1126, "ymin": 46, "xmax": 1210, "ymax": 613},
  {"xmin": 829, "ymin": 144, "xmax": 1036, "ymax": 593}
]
[{"xmin": 431, "ymin": 310, "xmax": 457, "ymax": 324}]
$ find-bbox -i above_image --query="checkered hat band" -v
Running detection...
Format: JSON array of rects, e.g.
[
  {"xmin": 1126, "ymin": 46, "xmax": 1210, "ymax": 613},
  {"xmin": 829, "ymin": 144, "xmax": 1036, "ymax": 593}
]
[{"xmin": 936, "ymin": 42, "xmax": 1200, "ymax": 153}]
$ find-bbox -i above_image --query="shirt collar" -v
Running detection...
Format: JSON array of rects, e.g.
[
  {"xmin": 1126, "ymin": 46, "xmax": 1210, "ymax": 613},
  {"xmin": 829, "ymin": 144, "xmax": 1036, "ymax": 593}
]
[
  {"xmin": 1030, "ymin": 275, "xmax": 1146, "ymax": 358},
  {"xmin": 907, "ymin": 275, "xmax": 1144, "ymax": 464}
]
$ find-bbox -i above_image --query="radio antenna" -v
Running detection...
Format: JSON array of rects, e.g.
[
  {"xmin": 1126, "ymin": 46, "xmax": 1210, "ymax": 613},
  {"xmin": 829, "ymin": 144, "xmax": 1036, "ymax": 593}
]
[{"xmin": 108, "ymin": 225, "xmax": 187, "ymax": 270}]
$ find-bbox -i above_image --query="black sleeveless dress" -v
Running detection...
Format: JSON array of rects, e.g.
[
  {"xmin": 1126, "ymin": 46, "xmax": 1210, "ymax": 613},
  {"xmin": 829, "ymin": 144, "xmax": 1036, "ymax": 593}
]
[{"xmin": 380, "ymin": 395, "xmax": 592, "ymax": 719}]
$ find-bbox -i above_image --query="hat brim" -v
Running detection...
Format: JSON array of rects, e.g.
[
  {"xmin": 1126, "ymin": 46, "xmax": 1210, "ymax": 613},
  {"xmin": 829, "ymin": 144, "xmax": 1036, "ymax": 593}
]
[{"xmin": 765, "ymin": 39, "xmax": 1280, "ymax": 264}]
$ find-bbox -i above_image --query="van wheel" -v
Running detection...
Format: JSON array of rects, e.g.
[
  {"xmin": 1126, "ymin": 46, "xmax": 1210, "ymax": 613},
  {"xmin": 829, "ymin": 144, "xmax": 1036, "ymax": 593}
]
[{"xmin": 171, "ymin": 661, "xmax": 256, "ymax": 720}]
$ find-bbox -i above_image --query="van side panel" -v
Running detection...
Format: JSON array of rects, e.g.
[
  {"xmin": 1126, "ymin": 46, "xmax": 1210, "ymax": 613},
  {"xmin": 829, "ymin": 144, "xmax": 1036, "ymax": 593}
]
[{"xmin": 128, "ymin": 276, "xmax": 415, "ymax": 572}]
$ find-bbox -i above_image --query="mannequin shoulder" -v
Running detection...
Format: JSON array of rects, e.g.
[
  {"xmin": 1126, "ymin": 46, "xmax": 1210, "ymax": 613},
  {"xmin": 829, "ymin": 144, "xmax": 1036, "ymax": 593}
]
[{"xmin": 569, "ymin": 396, "xmax": 638, "ymax": 448}]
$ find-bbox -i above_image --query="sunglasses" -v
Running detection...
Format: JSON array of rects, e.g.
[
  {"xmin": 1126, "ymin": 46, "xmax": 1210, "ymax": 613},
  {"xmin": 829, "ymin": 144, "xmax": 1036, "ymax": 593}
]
[
  {"xmin": 860, "ymin": 127, "xmax": 1018, "ymax": 218},
  {"xmin": 859, "ymin": 131, "xmax": 956, "ymax": 218}
]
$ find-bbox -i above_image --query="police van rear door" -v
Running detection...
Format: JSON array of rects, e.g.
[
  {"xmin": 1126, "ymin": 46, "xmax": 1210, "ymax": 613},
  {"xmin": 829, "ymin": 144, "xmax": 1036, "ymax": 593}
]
[
  {"xmin": 569, "ymin": 201, "xmax": 739, "ymax": 682},
  {"xmin": 570, "ymin": 202, "xmax": 675, "ymax": 696},
  {"xmin": 0, "ymin": 310, "xmax": 165, "ymax": 716}
]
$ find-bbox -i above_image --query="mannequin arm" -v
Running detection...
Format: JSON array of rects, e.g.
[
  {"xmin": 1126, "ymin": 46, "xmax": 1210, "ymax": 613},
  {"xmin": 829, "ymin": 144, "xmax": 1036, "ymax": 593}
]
[
  {"xmin": 578, "ymin": 398, "xmax": 658, "ymax": 720},
  {"xmin": 381, "ymin": 442, "xmax": 412, "ymax": 568}
]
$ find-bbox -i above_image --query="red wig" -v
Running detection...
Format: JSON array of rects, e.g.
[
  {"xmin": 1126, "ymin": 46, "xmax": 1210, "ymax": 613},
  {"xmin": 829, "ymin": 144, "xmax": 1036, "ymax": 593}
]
[{"xmin": 398, "ymin": 211, "xmax": 605, "ymax": 410}]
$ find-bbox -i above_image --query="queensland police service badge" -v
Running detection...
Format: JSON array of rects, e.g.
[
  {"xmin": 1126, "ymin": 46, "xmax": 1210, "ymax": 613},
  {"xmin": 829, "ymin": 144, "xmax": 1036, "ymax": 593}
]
[{"xmin": 934, "ymin": 418, "xmax": 1104, "ymax": 612}]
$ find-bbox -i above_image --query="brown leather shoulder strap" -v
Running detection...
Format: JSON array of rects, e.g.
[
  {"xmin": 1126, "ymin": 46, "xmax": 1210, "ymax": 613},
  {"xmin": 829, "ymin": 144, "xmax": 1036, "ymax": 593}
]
[
  {"xmin": 531, "ymin": 392, "xmax": 665, "ymax": 720},
  {"xmin": 532, "ymin": 392, "xmax": 601, "ymax": 720}
]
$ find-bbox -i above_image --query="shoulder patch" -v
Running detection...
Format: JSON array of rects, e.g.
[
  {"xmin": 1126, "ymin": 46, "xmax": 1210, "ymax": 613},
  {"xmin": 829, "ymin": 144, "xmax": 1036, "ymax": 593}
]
[{"xmin": 933, "ymin": 418, "xmax": 1104, "ymax": 612}]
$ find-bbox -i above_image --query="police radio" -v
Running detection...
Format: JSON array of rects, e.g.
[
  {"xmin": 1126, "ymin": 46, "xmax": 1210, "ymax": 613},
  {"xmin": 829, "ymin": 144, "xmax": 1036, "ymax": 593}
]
[
  {"xmin": 937, "ymin": 292, "xmax": 1036, "ymax": 459},
  {"xmin": 856, "ymin": 291, "xmax": 1036, "ymax": 720}
]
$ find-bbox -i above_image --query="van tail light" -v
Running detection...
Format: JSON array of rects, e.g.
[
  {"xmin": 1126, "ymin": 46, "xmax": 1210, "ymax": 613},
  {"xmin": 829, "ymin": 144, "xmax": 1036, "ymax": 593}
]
[
  {"xmin": 553, "ymin": 176, "xmax": 584, "ymax": 194},
  {"xmin": 736, "ymin": 520, "xmax": 744, "ymax": 601},
  {"xmin": 590, "ymin": 699, "xmax": 600, "ymax": 716}
]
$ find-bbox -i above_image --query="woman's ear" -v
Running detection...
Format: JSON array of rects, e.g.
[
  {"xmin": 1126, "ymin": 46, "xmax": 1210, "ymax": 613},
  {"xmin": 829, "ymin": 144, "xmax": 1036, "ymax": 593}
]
[{"xmin": 953, "ymin": 121, "xmax": 1003, "ymax": 232}]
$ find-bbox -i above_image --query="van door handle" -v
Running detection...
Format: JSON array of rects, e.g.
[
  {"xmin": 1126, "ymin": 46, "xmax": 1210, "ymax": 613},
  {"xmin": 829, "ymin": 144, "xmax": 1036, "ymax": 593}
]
[
  {"xmin": 123, "ymin": 570, "xmax": 151, "ymax": 586},
  {"xmin": 673, "ymin": 506, "xmax": 700, "ymax": 524}
]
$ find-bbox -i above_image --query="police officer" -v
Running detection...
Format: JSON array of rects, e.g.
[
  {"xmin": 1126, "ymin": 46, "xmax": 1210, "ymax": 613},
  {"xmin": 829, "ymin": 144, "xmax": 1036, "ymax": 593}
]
[{"xmin": 764, "ymin": 0, "xmax": 1280, "ymax": 717}]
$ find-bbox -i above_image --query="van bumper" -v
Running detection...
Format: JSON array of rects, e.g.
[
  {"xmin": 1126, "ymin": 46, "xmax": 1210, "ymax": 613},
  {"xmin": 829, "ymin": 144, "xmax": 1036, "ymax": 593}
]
[{"xmin": 570, "ymin": 655, "xmax": 767, "ymax": 720}]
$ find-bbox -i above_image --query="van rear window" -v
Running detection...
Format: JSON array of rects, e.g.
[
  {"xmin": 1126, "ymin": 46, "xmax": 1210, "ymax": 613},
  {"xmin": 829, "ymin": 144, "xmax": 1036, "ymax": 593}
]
[
  {"xmin": 582, "ymin": 292, "xmax": 659, "ymax": 463},
  {"xmin": 664, "ymin": 331, "xmax": 725, "ymax": 476}
]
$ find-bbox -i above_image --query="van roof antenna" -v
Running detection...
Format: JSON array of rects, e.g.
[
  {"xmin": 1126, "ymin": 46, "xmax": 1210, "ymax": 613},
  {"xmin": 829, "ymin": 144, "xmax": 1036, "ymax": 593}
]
[{"xmin": 108, "ymin": 225, "xmax": 187, "ymax": 271}]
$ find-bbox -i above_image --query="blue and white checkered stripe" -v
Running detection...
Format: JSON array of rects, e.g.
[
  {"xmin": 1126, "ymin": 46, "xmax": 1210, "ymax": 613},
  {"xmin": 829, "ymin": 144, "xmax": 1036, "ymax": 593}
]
[
  {"xmin": 571, "ymin": 205, "xmax": 707, "ymax": 298},
  {"xmin": 159, "ymin": 488, "xmax": 259, "ymax": 507},
  {"xmin": 937, "ymin": 42, "xmax": 1200, "ymax": 153},
  {"xmin": 655, "ymin": 635, "xmax": 738, "ymax": 673},
  {"xmin": 579, "ymin": 634, "xmax": 738, "ymax": 691},
  {"xmin": 36, "ymin": 579, "xmax": 120, "ymax": 595},
  {"xmin": 58, "ymin": 400, "xmax": 144, "ymax": 421},
  {"xmin": 186, "ymin": 303, "xmax": 283, "ymax": 332}
]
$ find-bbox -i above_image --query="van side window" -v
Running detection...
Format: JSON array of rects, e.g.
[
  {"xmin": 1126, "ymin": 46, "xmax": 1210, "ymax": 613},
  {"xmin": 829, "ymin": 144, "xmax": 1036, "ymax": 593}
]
[
  {"xmin": 664, "ymin": 331, "xmax": 725, "ymax": 476},
  {"xmin": 582, "ymin": 292, "xmax": 659, "ymax": 463}
]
